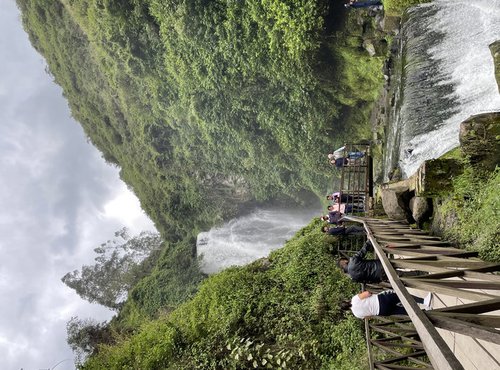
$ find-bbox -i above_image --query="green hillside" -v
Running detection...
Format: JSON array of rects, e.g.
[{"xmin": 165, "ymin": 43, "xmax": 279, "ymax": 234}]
[
  {"xmin": 83, "ymin": 221, "xmax": 366, "ymax": 370},
  {"xmin": 17, "ymin": 0, "xmax": 384, "ymax": 240}
]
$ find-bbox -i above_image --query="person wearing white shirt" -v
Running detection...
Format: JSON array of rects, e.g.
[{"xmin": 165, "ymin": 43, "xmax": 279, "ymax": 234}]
[{"xmin": 340, "ymin": 290, "xmax": 432, "ymax": 319}]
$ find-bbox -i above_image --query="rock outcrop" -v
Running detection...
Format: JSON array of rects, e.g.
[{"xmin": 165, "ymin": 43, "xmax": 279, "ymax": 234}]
[
  {"xmin": 459, "ymin": 112, "xmax": 500, "ymax": 171},
  {"xmin": 381, "ymin": 187, "xmax": 414, "ymax": 222},
  {"xmin": 490, "ymin": 40, "xmax": 500, "ymax": 93}
]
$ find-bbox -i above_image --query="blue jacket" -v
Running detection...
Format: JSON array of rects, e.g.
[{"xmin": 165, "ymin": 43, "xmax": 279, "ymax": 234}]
[{"xmin": 347, "ymin": 1, "xmax": 382, "ymax": 8}]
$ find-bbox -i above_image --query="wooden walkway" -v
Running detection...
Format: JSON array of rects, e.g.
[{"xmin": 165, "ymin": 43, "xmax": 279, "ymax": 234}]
[{"xmin": 345, "ymin": 216, "xmax": 500, "ymax": 370}]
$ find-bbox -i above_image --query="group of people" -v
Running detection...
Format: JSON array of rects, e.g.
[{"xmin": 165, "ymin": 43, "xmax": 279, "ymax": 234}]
[
  {"xmin": 321, "ymin": 192, "xmax": 366, "ymax": 235},
  {"xmin": 344, "ymin": 0, "xmax": 383, "ymax": 10},
  {"xmin": 327, "ymin": 146, "xmax": 366, "ymax": 169},
  {"xmin": 337, "ymin": 240, "xmax": 432, "ymax": 319}
]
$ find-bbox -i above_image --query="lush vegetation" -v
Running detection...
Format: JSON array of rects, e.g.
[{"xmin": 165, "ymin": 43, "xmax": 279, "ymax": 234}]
[
  {"xmin": 436, "ymin": 158, "xmax": 500, "ymax": 262},
  {"xmin": 82, "ymin": 221, "xmax": 366, "ymax": 369},
  {"xmin": 383, "ymin": 0, "xmax": 431, "ymax": 16},
  {"xmin": 17, "ymin": 0, "xmax": 385, "ymax": 241}
]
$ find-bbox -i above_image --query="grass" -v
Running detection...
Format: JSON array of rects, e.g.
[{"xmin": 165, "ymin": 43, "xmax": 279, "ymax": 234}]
[
  {"xmin": 436, "ymin": 162, "xmax": 500, "ymax": 262},
  {"xmin": 383, "ymin": 0, "xmax": 432, "ymax": 16}
]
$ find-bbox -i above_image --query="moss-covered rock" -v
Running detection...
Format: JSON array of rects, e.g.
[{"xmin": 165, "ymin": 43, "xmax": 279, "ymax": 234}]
[
  {"xmin": 419, "ymin": 158, "xmax": 464, "ymax": 197},
  {"xmin": 459, "ymin": 112, "xmax": 500, "ymax": 171},
  {"xmin": 490, "ymin": 40, "xmax": 500, "ymax": 92}
]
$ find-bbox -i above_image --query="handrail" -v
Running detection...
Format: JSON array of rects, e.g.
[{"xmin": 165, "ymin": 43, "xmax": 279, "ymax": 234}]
[{"xmin": 344, "ymin": 216, "xmax": 464, "ymax": 370}]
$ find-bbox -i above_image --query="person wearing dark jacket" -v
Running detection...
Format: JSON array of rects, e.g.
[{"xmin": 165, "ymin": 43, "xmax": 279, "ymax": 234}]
[
  {"xmin": 337, "ymin": 240, "xmax": 385, "ymax": 283},
  {"xmin": 321, "ymin": 225, "xmax": 365, "ymax": 236}
]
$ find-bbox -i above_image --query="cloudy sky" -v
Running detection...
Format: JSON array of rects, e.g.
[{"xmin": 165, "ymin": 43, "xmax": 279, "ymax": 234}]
[{"xmin": 0, "ymin": 2, "xmax": 156, "ymax": 369}]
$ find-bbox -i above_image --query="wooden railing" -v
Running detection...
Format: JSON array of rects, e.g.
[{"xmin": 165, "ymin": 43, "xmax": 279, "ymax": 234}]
[
  {"xmin": 336, "ymin": 143, "xmax": 372, "ymax": 214},
  {"xmin": 344, "ymin": 217, "xmax": 500, "ymax": 370}
]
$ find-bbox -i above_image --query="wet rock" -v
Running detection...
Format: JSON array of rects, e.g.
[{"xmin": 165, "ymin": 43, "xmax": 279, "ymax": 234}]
[
  {"xmin": 363, "ymin": 39, "xmax": 376, "ymax": 56},
  {"xmin": 388, "ymin": 167, "xmax": 401, "ymax": 182},
  {"xmin": 490, "ymin": 40, "xmax": 500, "ymax": 92},
  {"xmin": 409, "ymin": 197, "xmax": 432, "ymax": 223},
  {"xmin": 382, "ymin": 16, "xmax": 401, "ymax": 34},
  {"xmin": 249, "ymin": 257, "xmax": 271, "ymax": 272},
  {"xmin": 381, "ymin": 188, "xmax": 414, "ymax": 222}
]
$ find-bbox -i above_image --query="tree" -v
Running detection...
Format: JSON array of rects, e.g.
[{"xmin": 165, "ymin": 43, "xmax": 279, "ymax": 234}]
[
  {"xmin": 66, "ymin": 316, "xmax": 112, "ymax": 365},
  {"xmin": 62, "ymin": 228, "xmax": 163, "ymax": 309}
]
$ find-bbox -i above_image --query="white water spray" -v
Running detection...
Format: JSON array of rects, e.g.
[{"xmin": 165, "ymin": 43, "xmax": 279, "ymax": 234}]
[{"xmin": 196, "ymin": 207, "xmax": 319, "ymax": 274}]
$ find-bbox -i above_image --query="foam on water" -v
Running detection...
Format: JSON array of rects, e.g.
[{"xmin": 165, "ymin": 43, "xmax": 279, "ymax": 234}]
[
  {"xmin": 388, "ymin": 0, "xmax": 500, "ymax": 178},
  {"xmin": 196, "ymin": 207, "xmax": 319, "ymax": 274}
]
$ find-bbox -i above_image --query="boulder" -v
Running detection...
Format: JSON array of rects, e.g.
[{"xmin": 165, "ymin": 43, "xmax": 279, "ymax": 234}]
[
  {"xmin": 363, "ymin": 39, "xmax": 376, "ymax": 57},
  {"xmin": 459, "ymin": 112, "xmax": 500, "ymax": 171},
  {"xmin": 409, "ymin": 196, "xmax": 431, "ymax": 223},
  {"xmin": 381, "ymin": 187, "xmax": 414, "ymax": 221}
]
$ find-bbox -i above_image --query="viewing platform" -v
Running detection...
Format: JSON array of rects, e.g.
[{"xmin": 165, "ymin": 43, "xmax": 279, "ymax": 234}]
[{"xmin": 344, "ymin": 217, "xmax": 500, "ymax": 370}]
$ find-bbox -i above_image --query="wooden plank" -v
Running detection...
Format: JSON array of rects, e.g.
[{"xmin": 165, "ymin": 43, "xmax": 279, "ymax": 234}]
[
  {"xmin": 463, "ymin": 270, "xmax": 500, "ymax": 282},
  {"xmin": 374, "ymin": 341, "xmax": 423, "ymax": 349},
  {"xmin": 374, "ymin": 336, "xmax": 422, "ymax": 345},
  {"xmin": 427, "ymin": 314, "xmax": 500, "ymax": 344},
  {"xmin": 391, "ymin": 260, "xmax": 453, "ymax": 273},
  {"xmin": 394, "ymin": 259, "xmax": 496, "ymax": 269},
  {"xmin": 373, "ymin": 349, "xmax": 428, "ymax": 364},
  {"xmin": 402, "ymin": 278, "xmax": 500, "ymax": 291},
  {"xmin": 377, "ymin": 239, "xmax": 451, "ymax": 246},
  {"xmin": 401, "ymin": 279, "xmax": 497, "ymax": 301},
  {"xmin": 373, "ymin": 350, "xmax": 428, "ymax": 365},
  {"xmin": 376, "ymin": 366, "xmax": 433, "ymax": 370},
  {"xmin": 375, "ymin": 235, "xmax": 440, "ymax": 241},
  {"xmin": 371, "ymin": 325, "xmax": 417, "ymax": 335},
  {"xmin": 427, "ymin": 312, "xmax": 500, "ymax": 327},
  {"xmin": 401, "ymin": 255, "xmax": 482, "ymax": 262},
  {"xmin": 379, "ymin": 241, "xmax": 451, "ymax": 247},
  {"xmin": 382, "ymin": 248, "xmax": 478, "ymax": 258},
  {"xmin": 371, "ymin": 230, "xmax": 430, "ymax": 235},
  {"xmin": 409, "ymin": 270, "xmax": 465, "ymax": 280},
  {"xmin": 374, "ymin": 316, "xmax": 413, "ymax": 324},
  {"xmin": 410, "ymin": 269, "xmax": 500, "ymax": 282},
  {"xmin": 370, "ymin": 326, "xmax": 418, "ymax": 339},
  {"xmin": 432, "ymin": 298, "xmax": 500, "ymax": 314}
]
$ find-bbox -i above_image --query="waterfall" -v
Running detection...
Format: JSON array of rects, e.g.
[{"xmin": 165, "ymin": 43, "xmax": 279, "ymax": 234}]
[
  {"xmin": 196, "ymin": 207, "xmax": 319, "ymax": 274},
  {"xmin": 385, "ymin": 0, "xmax": 500, "ymax": 179}
]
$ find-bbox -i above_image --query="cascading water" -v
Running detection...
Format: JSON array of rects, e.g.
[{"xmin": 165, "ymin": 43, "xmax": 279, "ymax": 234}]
[
  {"xmin": 384, "ymin": 0, "xmax": 500, "ymax": 179},
  {"xmin": 196, "ymin": 207, "xmax": 319, "ymax": 274}
]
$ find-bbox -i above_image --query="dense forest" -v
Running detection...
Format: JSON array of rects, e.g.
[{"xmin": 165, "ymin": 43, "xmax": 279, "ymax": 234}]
[
  {"xmin": 17, "ymin": 0, "xmax": 384, "ymax": 240},
  {"xmin": 17, "ymin": 0, "xmax": 390, "ymax": 367}
]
